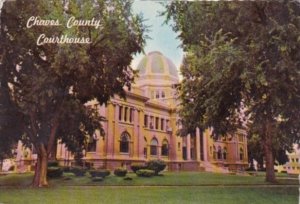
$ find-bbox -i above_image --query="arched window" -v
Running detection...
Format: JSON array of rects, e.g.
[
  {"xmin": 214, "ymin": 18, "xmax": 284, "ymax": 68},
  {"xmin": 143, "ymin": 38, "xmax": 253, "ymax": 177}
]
[
  {"xmin": 120, "ymin": 132, "xmax": 130, "ymax": 153},
  {"xmin": 161, "ymin": 139, "xmax": 169, "ymax": 156},
  {"xmin": 150, "ymin": 138, "xmax": 158, "ymax": 156},
  {"xmin": 217, "ymin": 146, "xmax": 222, "ymax": 160},
  {"xmin": 223, "ymin": 147, "xmax": 227, "ymax": 160},
  {"xmin": 240, "ymin": 148, "xmax": 244, "ymax": 160}
]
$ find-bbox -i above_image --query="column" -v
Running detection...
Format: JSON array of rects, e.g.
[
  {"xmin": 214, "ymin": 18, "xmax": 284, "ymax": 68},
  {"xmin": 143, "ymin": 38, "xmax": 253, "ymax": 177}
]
[
  {"xmin": 106, "ymin": 103, "xmax": 115, "ymax": 158},
  {"xmin": 186, "ymin": 134, "xmax": 191, "ymax": 160},
  {"xmin": 203, "ymin": 130, "xmax": 208, "ymax": 162},
  {"xmin": 138, "ymin": 110, "xmax": 144, "ymax": 158},
  {"xmin": 133, "ymin": 108, "xmax": 139, "ymax": 158},
  {"xmin": 196, "ymin": 128, "xmax": 201, "ymax": 161}
]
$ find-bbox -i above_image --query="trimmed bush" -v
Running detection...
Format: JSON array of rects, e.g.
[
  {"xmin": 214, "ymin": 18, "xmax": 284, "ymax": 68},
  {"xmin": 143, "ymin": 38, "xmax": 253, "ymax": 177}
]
[
  {"xmin": 114, "ymin": 167, "xmax": 127, "ymax": 177},
  {"xmin": 89, "ymin": 169, "xmax": 110, "ymax": 178},
  {"xmin": 130, "ymin": 163, "xmax": 146, "ymax": 173},
  {"xmin": 123, "ymin": 176, "xmax": 133, "ymax": 181},
  {"xmin": 136, "ymin": 169, "xmax": 155, "ymax": 177},
  {"xmin": 146, "ymin": 160, "xmax": 166, "ymax": 175},
  {"xmin": 91, "ymin": 177, "xmax": 103, "ymax": 182},
  {"xmin": 62, "ymin": 166, "xmax": 71, "ymax": 172},
  {"xmin": 47, "ymin": 167, "xmax": 63, "ymax": 178},
  {"xmin": 70, "ymin": 167, "xmax": 87, "ymax": 177},
  {"xmin": 48, "ymin": 161, "xmax": 59, "ymax": 167}
]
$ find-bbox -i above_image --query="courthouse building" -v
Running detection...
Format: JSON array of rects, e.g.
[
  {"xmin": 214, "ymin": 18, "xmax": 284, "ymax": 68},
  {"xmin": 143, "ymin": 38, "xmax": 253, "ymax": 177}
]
[{"xmin": 15, "ymin": 51, "xmax": 248, "ymax": 172}]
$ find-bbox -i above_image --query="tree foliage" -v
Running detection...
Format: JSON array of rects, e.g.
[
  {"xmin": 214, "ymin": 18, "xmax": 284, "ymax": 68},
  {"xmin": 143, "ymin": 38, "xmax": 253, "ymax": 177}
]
[
  {"xmin": 164, "ymin": 1, "xmax": 300, "ymax": 182},
  {"xmin": 0, "ymin": 0, "xmax": 146, "ymax": 186}
]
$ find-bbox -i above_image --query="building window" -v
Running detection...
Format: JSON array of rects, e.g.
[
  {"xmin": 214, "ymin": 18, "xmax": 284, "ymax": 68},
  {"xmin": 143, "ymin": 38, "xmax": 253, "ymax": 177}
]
[
  {"xmin": 155, "ymin": 117, "xmax": 159, "ymax": 129},
  {"xmin": 166, "ymin": 119, "xmax": 170, "ymax": 131},
  {"xmin": 223, "ymin": 148, "xmax": 227, "ymax": 160},
  {"xmin": 161, "ymin": 140, "xmax": 169, "ymax": 156},
  {"xmin": 144, "ymin": 137, "xmax": 147, "ymax": 158},
  {"xmin": 120, "ymin": 132, "xmax": 130, "ymax": 153},
  {"xmin": 129, "ymin": 108, "xmax": 133, "ymax": 123},
  {"xmin": 119, "ymin": 106, "xmax": 123, "ymax": 121},
  {"xmin": 240, "ymin": 148, "xmax": 244, "ymax": 160},
  {"xmin": 161, "ymin": 119, "xmax": 164, "ymax": 131},
  {"xmin": 150, "ymin": 116, "xmax": 154, "ymax": 129},
  {"xmin": 150, "ymin": 138, "xmax": 158, "ymax": 156},
  {"xmin": 162, "ymin": 91, "xmax": 165, "ymax": 98},
  {"xmin": 144, "ymin": 114, "xmax": 148, "ymax": 127},
  {"xmin": 87, "ymin": 135, "xmax": 97, "ymax": 152},
  {"xmin": 217, "ymin": 146, "xmax": 222, "ymax": 160},
  {"xmin": 124, "ymin": 107, "xmax": 128, "ymax": 122},
  {"xmin": 156, "ymin": 91, "xmax": 159, "ymax": 99}
]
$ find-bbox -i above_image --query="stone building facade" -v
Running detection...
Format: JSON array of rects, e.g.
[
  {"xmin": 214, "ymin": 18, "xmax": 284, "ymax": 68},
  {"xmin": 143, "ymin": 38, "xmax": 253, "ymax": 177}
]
[{"xmin": 56, "ymin": 51, "xmax": 248, "ymax": 172}]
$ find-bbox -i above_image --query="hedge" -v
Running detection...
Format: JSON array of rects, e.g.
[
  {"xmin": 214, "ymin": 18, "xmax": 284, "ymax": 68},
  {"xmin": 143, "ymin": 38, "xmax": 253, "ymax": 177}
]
[
  {"xmin": 89, "ymin": 169, "xmax": 110, "ymax": 178},
  {"xmin": 136, "ymin": 169, "xmax": 155, "ymax": 177},
  {"xmin": 114, "ymin": 168, "xmax": 127, "ymax": 177}
]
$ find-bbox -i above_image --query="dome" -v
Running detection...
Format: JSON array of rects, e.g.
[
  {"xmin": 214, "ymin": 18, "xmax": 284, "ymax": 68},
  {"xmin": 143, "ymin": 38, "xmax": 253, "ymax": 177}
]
[{"xmin": 136, "ymin": 51, "xmax": 179, "ymax": 80}]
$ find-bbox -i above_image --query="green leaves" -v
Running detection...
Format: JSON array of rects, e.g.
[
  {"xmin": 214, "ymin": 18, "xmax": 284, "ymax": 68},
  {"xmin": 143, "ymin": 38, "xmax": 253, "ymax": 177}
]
[
  {"xmin": 165, "ymin": 1, "xmax": 300, "ymax": 143},
  {"xmin": 0, "ymin": 0, "xmax": 146, "ymax": 157}
]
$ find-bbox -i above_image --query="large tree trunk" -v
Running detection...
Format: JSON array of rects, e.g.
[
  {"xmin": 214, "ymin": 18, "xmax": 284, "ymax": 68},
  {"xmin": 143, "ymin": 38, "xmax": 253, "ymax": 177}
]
[
  {"xmin": 32, "ymin": 144, "xmax": 49, "ymax": 187},
  {"xmin": 264, "ymin": 122, "xmax": 276, "ymax": 183}
]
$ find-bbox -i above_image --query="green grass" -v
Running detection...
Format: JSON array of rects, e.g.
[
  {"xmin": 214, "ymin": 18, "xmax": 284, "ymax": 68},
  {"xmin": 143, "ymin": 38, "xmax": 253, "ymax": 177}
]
[
  {"xmin": 0, "ymin": 171, "xmax": 298, "ymax": 187},
  {"xmin": 0, "ymin": 172, "xmax": 298, "ymax": 204},
  {"xmin": 0, "ymin": 186, "xmax": 297, "ymax": 204}
]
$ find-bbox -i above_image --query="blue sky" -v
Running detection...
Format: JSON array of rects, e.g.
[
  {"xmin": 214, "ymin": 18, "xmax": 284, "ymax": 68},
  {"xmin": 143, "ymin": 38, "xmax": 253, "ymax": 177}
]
[{"xmin": 131, "ymin": 1, "xmax": 184, "ymax": 71}]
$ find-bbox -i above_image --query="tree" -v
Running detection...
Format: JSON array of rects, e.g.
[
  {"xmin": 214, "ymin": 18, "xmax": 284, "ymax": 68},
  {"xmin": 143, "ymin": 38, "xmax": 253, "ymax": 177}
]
[
  {"xmin": 0, "ymin": 0, "xmax": 146, "ymax": 187},
  {"xmin": 164, "ymin": 1, "xmax": 300, "ymax": 182}
]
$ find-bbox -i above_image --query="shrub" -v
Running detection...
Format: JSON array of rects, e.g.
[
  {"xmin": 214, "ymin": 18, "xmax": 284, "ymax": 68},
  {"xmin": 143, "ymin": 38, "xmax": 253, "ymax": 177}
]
[
  {"xmin": 62, "ymin": 166, "xmax": 71, "ymax": 172},
  {"xmin": 146, "ymin": 160, "xmax": 166, "ymax": 175},
  {"xmin": 123, "ymin": 176, "xmax": 133, "ymax": 181},
  {"xmin": 70, "ymin": 167, "xmax": 87, "ymax": 177},
  {"xmin": 89, "ymin": 169, "xmax": 110, "ymax": 178},
  {"xmin": 114, "ymin": 167, "xmax": 127, "ymax": 177},
  {"xmin": 48, "ymin": 161, "xmax": 59, "ymax": 167},
  {"xmin": 130, "ymin": 163, "xmax": 146, "ymax": 173},
  {"xmin": 47, "ymin": 167, "xmax": 63, "ymax": 178},
  {"xmin": 136, "ymin": 169, "xmax": 155, "ymax": 177},
  {"xmin": 91, "ymin": 177, "xmax": 103, "ymax": 182}
]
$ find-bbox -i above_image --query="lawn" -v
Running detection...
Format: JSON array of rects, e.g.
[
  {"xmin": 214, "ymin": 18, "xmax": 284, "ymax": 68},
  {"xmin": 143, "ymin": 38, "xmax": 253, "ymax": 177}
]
[{"xmin": 0, "ymin": 172, "xmax": 298, "ymax": 204}]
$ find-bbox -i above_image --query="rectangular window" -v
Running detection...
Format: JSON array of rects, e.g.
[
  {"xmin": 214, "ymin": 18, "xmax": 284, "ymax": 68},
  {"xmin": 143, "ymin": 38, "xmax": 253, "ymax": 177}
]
[
  {"xmin": 150, "ymin": 145, "xmax": 157, "ymax": 155},
  {"xmin": 129, "ymin": 108, "xmax": 133, "ymax": 123},
  {"xmin": 150, "ymin": 116, "xmax": 154, "ymax": 129},
  {"xmin": 161, "ymin": 119, "xmax": 164, "ymax": 131},
  {"xmin": 166, "ymin": 119, "xmax": 170, "ymax": 130},
  {"xmin": 124, "ymin": 107, "xmax": 128, "ymax": 121},
  {"xmin": 119, "ymin": 106, "xmax": 123, "ymax": 121},
  {"xmin": 155, "ymin": 117, "xmax": 159, "ymax": 129},
  {"xmin": 144, "ymin": 114, "xmax": 148, "ymax": 127},
  {"xmin": 156, "ymin": 91, "xmax": 160, "ymax": 99}
]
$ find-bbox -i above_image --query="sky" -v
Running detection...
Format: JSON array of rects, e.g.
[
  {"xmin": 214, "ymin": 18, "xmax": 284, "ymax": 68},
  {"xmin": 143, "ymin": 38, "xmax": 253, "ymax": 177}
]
[{"xmin": 131, "ymin": 0, "xmax": 184, "ymax": 71}]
